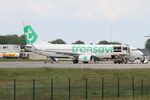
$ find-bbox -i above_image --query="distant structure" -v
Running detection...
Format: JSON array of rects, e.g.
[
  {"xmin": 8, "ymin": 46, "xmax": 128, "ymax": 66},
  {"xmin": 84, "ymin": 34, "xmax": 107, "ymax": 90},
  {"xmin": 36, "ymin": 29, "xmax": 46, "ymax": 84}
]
[
  {"xmin": 0, "ymin": 45, "xmax": 20, "ymax": 58},
  {"xmin": 25, "ymin": 52, "xmax": 47, "ymax": 60}
]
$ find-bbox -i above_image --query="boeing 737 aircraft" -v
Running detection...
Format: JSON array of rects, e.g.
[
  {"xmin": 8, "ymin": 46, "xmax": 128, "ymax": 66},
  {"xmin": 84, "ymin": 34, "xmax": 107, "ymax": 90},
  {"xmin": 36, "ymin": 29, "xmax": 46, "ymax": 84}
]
[{"xmin": 23, "ymin": 23, "xmax": 145, "ymax": 64}]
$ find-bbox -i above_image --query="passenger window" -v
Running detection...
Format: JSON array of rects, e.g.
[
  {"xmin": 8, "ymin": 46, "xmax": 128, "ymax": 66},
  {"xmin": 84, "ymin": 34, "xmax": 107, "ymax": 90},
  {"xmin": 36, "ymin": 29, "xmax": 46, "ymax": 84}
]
[{"xmin": 3, "ymin": 46, "xmax": 8, "ymax": 49}]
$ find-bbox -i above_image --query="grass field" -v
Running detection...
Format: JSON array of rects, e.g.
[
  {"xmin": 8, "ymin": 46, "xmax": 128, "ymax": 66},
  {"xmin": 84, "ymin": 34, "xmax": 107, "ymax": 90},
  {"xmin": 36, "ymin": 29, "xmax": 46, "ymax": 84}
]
[{"xmin": 0, "ymin": 68, "xmax": 150, "ymax": 100}]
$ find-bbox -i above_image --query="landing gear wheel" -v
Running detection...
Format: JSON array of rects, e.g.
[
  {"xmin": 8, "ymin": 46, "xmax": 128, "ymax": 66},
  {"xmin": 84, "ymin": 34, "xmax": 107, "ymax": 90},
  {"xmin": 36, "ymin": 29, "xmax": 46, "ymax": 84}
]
[
  {"xmin": 83, "ymin": 61, "xmax": 89, "ymax": 64},
  {"xmin": 91, "ymin": 57, "xmax": 97, "ymax": 63},
  {"xmin": 73, "ymin": 60, "xmax": 78, "ymax": 64}
]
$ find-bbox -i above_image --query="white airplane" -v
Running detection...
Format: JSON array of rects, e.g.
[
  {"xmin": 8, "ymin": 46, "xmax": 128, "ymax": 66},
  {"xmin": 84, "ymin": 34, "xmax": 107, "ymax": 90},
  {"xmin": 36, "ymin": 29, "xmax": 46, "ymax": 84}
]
[{"xmin": 23, "ymin": 23, "xmax": 145, "ymax": 64}]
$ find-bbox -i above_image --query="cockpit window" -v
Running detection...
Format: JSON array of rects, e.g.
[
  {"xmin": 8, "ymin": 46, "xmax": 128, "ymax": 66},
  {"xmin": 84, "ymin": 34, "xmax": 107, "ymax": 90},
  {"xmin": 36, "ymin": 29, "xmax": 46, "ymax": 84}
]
[{"xmin": 123, "ymin": 47, "xmax": 128, "ymax": 51}]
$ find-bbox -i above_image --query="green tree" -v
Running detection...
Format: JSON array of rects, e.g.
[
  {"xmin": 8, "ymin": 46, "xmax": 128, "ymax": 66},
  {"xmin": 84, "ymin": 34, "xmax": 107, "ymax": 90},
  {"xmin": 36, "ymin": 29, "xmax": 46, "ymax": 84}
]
[
  {"xmin": 50, "ymin": 39, "xmax": 66, "ymax": 44},
  {"xmin": 19, "ymin": 35, "xmax": 26, "ymax": 45},
  {"xmin": 0, "ymin": 34, "xmax": 26, "ymax": 45},
  {"xmin": 98, "ymin": 40, "xmax": 109, "ymax": 44},
  {"xmin": 109, "ymin": 41, "xmax": 121, "ymax": 45},
  {"xmin": 73, "ymin": 40, "xmax": 85, "ymax": 44},
  {"xmin": 145, "ymin": 39, "xmax": 150, "ymax": 51},
  {"xmin": 98, "ymin": 40, "xmax": 122, "ymax": 45}
]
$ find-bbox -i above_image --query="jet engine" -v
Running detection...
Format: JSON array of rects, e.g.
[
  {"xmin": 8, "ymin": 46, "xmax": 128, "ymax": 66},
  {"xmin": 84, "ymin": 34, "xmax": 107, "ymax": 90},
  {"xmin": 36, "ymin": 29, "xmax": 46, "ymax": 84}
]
[{"xmin": 78, "ymin": 54, "xmax": 92, "ymax": 63}]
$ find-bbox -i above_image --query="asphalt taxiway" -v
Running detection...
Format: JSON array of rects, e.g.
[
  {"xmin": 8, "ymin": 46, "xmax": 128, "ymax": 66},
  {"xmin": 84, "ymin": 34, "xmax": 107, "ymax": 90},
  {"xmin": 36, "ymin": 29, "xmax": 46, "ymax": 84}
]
[{"xmin": 0, "ymin": 61, "xmax": 150, "ymax": 69}]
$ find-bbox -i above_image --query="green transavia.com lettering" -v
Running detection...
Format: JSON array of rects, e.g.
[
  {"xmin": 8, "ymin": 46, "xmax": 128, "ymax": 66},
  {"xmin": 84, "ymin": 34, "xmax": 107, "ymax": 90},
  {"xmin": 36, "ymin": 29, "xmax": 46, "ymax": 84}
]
[{"xmin": 72, "ymin": 46, "xmax": 113, "ymax": 54}]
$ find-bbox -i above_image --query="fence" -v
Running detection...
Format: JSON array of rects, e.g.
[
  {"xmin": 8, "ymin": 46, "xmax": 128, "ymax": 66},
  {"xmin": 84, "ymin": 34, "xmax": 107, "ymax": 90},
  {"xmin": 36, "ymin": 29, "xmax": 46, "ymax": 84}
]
[{"xmin": 0, "ymin": 77, "xmax": 150, "ymax": 100}]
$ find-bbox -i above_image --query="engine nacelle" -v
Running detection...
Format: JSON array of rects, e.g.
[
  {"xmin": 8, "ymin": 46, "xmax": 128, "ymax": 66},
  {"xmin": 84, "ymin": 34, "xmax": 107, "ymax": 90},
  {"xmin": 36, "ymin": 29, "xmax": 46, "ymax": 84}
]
[{"xmin": 78, "ymin": 55, "xmax": 92, "ymax": 62}]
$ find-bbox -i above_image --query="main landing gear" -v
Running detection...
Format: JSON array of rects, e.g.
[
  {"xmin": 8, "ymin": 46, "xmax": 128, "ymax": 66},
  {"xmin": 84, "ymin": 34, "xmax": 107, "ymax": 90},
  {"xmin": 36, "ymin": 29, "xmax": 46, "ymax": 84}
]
[{"xmin": 73, "ymin": 60, "xmax": 78, "ymax": 64}]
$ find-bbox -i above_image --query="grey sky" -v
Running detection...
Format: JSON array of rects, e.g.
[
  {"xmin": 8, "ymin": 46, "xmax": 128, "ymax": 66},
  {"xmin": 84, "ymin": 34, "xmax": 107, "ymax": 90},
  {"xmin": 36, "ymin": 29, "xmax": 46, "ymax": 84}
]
[{"xmin": 0, "ymin": 0, "xmax": 150, "ymax": 48}]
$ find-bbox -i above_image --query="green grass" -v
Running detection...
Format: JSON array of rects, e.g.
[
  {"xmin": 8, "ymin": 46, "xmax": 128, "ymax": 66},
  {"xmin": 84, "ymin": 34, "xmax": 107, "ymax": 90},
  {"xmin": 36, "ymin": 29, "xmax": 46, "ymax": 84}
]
[{"xmin": 0, "ymin": 68, "xmax": 150, "ymax": 100}]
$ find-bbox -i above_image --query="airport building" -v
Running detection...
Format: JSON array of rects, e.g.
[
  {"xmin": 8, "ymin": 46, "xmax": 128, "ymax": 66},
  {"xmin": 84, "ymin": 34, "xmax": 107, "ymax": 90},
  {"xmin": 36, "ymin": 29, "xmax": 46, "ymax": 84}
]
[
  {"xmin": 0, "ymin": 45, "xmax": 20, "ymax": 53},
  {"xmin": 0, "ymin": 45, "xmax": 20, "ymax": 58}
]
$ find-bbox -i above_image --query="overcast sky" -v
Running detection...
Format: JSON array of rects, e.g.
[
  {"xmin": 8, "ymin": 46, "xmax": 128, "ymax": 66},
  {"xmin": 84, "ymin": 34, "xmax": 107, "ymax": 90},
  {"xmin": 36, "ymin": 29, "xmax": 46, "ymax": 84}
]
[{"xmin": 0, "ymin": 0, "xmax": 150, "ymax": 48}]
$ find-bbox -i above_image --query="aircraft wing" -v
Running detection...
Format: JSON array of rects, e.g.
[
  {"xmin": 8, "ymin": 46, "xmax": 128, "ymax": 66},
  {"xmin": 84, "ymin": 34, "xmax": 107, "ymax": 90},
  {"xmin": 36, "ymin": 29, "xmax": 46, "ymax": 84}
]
[
  {"xmin": 35, "ymin": 49, "xmax": 80, "ymax": 57},
  {"xmin": 49, "ymin": 50, "xmax": 79, "ymax": 56},
  {"xmin": 28, "ymin": 44, "xmax": 80, "ymax": 57}
]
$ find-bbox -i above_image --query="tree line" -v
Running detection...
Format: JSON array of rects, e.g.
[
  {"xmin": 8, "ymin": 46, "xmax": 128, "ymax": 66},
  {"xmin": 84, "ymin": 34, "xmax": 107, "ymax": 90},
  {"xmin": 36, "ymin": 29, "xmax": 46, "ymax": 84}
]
[
  {"xmin": 0, "ymin": 34, "xmax": 26, "ymax": 45},
  {"xmin": 0, "ymin": 34, "xmax": 150, "ymax": 50},
  {"xmin": 50, "ymin": 39, "xmax": 122, "ymax": 45},
  {"xmin": 145, "ymin": 39, "xmax": 150, "ymax": 51},
  {"xmin": 0, "ymin": 34, "xmax": 121, "ymax": 45}
]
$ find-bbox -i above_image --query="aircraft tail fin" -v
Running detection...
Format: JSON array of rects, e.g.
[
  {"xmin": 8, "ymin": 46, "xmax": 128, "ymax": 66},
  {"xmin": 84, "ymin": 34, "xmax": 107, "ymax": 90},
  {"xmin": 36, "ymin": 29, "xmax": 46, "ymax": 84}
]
[
  {"xmin": 23, "ymin": 22, "xmax": 52, "ymax": 49},
  {"xmin": 23, "ymin": 24, "xmax": 38, "ymax": 45}
]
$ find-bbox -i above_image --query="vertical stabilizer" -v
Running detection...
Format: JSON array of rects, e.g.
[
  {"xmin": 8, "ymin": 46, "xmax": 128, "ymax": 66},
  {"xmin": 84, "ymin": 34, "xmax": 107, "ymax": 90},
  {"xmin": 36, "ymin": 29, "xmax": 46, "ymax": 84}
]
[{"xmin": 24, "ymin": 24, "xmax": 38, "ymax": 45}]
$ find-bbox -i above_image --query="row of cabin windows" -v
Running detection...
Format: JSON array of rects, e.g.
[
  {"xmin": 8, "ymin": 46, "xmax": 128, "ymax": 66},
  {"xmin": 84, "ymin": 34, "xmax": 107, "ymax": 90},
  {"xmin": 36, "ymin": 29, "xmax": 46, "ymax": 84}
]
[{"xmin": 3, "ymin": 46, "xmax": 8, "ymax": 49}]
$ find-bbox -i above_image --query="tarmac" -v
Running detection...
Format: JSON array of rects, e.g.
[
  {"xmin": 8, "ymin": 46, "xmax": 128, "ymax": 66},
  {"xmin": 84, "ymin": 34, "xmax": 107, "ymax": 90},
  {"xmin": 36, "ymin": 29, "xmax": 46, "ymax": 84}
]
[{"xmin": 0, "ymin": 61, "xmax": 150, "ymax": 69}]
